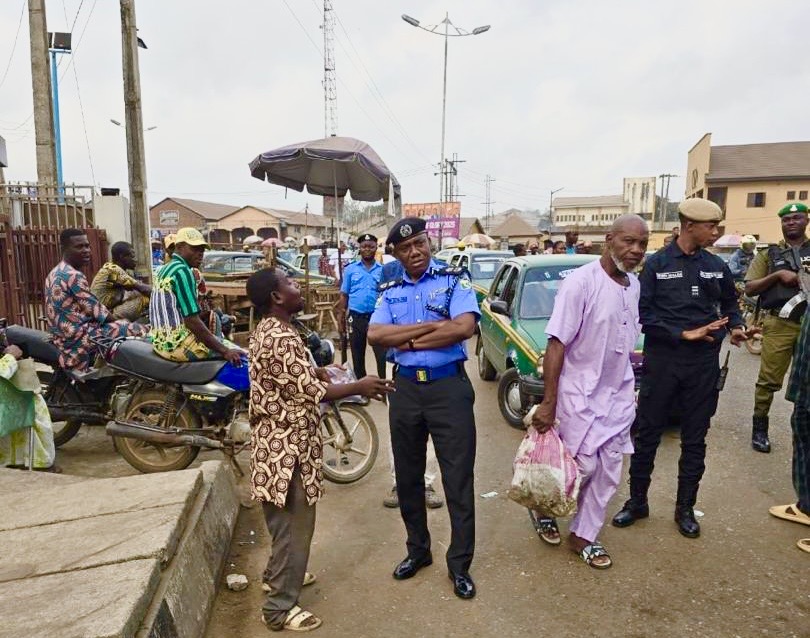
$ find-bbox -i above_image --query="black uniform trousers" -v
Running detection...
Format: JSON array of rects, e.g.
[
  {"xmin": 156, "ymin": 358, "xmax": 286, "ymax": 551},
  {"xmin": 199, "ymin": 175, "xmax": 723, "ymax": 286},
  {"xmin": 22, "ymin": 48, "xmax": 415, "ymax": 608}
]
[
  {"xmin": 629, "ymin": 344, "xmax": 721, "ymax": 503},
  {"xmin": 348, "ymin": 311, "xmax": 387, "ymax": 379},
  {"xmin": 389, "ymin": 367, "xmax": 476, "ymax": 575}
]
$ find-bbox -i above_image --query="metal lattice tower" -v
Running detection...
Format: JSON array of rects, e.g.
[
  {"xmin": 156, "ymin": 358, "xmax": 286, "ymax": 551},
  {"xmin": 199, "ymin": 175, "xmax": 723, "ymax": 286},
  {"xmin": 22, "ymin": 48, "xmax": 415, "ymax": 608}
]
[{"xmin": 323, "ymin": 0, "xmax": 338, "ymax": 137}]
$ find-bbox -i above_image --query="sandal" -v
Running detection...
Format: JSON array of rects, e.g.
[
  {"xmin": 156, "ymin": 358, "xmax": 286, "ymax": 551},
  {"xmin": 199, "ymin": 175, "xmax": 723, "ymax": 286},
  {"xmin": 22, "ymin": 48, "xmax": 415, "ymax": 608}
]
[
  {"xmin": 577, "ymin": 542, "xmax": 613, "ymax": 570},
  {"xmin": 528, "ymin": 510, "xmax": 561, "ymax": 546},
  {"xmin": 769, "ymin": 503, "xmax": 810, "ymax": 527},
  {"xmin": 262, "ymin": 605, "xmax": 322, "ymax": 632},
  {"xmin": 262, "ymin": 572, "xmax": 317, "ymax": 593},
  {"xmin": 798, "ymin": 539, "xmax": 810, "ymax": 554}
]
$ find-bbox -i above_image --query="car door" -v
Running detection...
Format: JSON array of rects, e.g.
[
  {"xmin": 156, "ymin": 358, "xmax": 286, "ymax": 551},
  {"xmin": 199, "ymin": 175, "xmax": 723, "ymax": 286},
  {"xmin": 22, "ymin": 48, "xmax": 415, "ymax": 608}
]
[{"xmin": 481, "ymin": 264, "xmax": 517, "ymax": 372}]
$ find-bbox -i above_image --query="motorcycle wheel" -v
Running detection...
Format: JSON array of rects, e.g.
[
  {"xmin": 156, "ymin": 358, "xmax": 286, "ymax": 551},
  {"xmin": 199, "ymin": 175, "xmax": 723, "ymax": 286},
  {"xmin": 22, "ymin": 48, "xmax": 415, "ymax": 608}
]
[
  {"xmin": 743, "ymin": 310, "xmax": 763, "ymax": 356},
  {"xmin": 37, "ymin": 370, "xmax": 83, "ymax": 447},
  {"xmin": 113, "ymin": 388, "xmax": 201, "ymax": 473},
  {"xmin": 321, "ymin": 404, "xmax": 378, "ymax": 484}
]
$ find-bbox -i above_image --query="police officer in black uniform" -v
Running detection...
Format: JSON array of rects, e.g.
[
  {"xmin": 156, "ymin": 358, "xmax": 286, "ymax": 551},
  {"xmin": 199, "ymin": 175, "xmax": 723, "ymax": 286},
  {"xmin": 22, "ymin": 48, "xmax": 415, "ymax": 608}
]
[
  {"xmin": 368, "ymin": 217, "xmax": 480, "ymax": 599},
  {"xmin": 612, "ymin": 199, "xmax": 748, "ymax": 538}
]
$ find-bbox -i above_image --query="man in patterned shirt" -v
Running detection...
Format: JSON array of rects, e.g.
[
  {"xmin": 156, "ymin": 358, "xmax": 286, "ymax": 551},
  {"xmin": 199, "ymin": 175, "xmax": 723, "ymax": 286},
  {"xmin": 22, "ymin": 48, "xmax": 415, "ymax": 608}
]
[
  {"xmin": 90, "ymin": 241, "xmax": 151, "ymax": 321},
  {"xmin": 149, "ymin": 227, "xmax": 241, "ymax": 365},
  {"xmin": 45, "ymin": 229, "xmax": 146, "ymax": 372},
  {"xmin": 246, "ymin": 267, "xmax": 392, "ymax": 632}
]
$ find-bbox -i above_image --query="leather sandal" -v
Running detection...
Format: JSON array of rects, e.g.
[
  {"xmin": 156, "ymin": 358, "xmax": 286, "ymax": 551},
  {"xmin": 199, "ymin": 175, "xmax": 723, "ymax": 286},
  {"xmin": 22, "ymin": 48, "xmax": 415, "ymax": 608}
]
[
  {"xmin": 528, "ymin": 510, "xmax": 561, "ymax": 545},
  {"xmin": 577, "ymin": 543, "xmax": 613, "ymax": 570}
]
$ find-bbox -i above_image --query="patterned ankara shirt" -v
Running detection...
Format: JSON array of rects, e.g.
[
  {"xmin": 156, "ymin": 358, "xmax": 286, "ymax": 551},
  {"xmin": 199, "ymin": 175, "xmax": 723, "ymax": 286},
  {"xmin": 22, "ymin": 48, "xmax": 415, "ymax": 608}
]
[
  {"xmin": 90, "ymin": 261, "xmax": 140, "ymax": 309},
  {"xmin": 248, "ymin": 316, "xmax": 328, "ymax": 507},
  {"xmin": 149, "ymin": 254, "xmax": 201, "ymax": 355}
]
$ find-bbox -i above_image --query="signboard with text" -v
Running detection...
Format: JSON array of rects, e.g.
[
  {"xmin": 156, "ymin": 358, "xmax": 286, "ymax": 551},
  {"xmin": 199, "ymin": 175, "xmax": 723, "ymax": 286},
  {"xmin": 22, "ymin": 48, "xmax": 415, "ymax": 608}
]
[
  {"xmin": 425, "ymin": 217, "xmax": 460, "ymax": 239},
  {"xmin": 159, "ymin": 210, "xmax": 179, "ymax": 226},
  {"xmin": 402, "ymin": 201, "xmax": 461, "ymax": 219}
]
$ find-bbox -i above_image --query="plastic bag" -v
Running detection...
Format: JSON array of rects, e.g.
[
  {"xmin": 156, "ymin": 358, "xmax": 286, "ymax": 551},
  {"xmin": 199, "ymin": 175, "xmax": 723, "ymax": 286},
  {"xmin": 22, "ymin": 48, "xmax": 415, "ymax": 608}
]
[{"xmin": 507, "ymin": 406, "xmax": 580, "ymax": 517}]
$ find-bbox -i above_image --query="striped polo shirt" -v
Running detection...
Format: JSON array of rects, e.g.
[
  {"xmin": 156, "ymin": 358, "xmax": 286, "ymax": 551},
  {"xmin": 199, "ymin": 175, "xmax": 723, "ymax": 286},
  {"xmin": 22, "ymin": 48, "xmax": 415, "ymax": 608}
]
[{"xmin": 149, "ymin": 254, "xmax": 201, "ymax": 354}]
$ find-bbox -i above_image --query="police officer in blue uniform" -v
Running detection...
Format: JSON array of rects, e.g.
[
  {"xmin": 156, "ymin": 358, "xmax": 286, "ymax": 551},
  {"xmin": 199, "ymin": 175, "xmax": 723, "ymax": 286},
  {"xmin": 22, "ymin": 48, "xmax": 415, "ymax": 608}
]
[
  {"xmin": 369, "ymin": 217, "xmax": 480, "ymax": 600},
  {"xmin": 612, "ymin": 199, "xmax": 748, "ymax": 538},
  {"xmin": 338, "ymin": 233, "xmax": 387, "ymax": 379}
]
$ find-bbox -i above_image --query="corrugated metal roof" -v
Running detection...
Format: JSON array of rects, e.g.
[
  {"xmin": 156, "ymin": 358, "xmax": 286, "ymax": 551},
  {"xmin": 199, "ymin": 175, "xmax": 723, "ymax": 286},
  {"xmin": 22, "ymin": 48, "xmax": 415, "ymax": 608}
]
[
  {"xmin": 553, "ymin": 195, "xmax": 628, "ymax": 208},
  {"xmin": 490, "ymin": 213, "xmax": 538, "ymax": 237},
  {"xmin": 168, "ymin": 197, "xmax": 241, "ymax": 221},
  {"xmin": 707, "ymin": 141, "xmax": 810, "ymax": 181}
]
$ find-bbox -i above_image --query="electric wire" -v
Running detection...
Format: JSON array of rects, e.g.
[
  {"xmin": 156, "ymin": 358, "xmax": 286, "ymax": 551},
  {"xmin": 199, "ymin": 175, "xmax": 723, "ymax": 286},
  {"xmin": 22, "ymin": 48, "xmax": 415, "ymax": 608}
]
[{"xmin": 0, "ymin": 0, "xmax": 26, "ymax": 93}]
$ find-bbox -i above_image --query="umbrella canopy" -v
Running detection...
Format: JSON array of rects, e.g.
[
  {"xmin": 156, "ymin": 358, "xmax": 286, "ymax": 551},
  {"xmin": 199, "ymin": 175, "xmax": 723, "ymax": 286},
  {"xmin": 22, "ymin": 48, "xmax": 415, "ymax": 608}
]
[
  {"xmin": 300, "ymin": 235, "xmax": 323, "ymax": 247},
  {"xmin": 713, "ymin": 234, "xmax": 743, "ymax": 248},
  {"xmin": 461, "ymin": 233, "xmax": 496, "ymax": 247},
  {"xmin": 249, "ymin": 136, "xmax": 401, "ymax": 204},
  {"xmin": 242, "ymin": 235, "xmax": 263, "ymax": 245},
  {"xmin": 261, "ymin": 237, "xmax": 283, "ymax": 247}
]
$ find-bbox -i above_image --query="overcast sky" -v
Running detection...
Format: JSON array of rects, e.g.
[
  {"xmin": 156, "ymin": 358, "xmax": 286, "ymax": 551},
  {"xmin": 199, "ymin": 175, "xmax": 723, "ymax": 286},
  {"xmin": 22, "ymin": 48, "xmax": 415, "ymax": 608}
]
[{"xmin": 0, "ymin": 0, "xmax": 808, "ymax": 219}]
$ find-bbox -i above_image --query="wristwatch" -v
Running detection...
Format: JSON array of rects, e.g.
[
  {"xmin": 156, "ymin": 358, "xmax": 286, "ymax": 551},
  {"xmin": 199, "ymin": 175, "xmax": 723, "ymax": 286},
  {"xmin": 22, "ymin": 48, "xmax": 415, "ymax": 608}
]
[{"xmin": 408, "ymin": 338, "xmax": 415, "ymax": 351}]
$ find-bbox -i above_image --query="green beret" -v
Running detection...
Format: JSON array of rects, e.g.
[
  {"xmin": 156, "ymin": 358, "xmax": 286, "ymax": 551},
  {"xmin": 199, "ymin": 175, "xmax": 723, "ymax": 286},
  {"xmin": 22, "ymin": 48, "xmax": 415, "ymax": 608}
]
[{"xmin": 778, "ymin": 202, "xmax": 809, "ymax": 217}]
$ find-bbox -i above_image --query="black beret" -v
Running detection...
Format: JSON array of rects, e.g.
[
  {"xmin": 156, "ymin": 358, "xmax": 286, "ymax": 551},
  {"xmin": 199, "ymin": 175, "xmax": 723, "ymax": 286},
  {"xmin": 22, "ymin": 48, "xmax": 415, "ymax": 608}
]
[
  {"xmin": 386, "ymin": 217, "xmax": 427, "ymax": 246},
  {"xmin": 357, "ymin": 233, "xmax": 378, "ymax": 244}
]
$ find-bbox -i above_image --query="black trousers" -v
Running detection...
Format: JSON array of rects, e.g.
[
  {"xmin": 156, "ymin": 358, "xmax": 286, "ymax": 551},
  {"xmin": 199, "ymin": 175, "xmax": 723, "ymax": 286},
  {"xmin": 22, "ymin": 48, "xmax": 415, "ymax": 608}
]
[
  {"xmin": 629, "ymin": 346, "xmax": 720, "ymax": 502},
  {"xmin": 348, "ymin": 311, "xmax": 387, "ymax": 379},
  {"xmin": 389, "ymin": 368, "xmax": 476, "ymax": 574}
]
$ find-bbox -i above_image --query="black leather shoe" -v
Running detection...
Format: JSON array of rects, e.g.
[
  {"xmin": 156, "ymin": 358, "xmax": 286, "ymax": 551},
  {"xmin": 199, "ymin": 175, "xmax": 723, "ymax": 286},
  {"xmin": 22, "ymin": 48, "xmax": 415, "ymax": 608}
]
[
  {"xmin": 752, "ymin": 430, "xmax": 771, "ymax": 453},
  {"xmin": 611, "ymin": 498, "xmax": 649, "ymax": 528},
  {"xmin": 392, "ymin": 553, "xmax": 433, "ymax": 580},
  {"xmin": 674, "ymin": 506, "xmax": 700, "ymax": 538},
  {"xmin": 448, "ymin": 571, "xmax": 476, "ymax": 599}
]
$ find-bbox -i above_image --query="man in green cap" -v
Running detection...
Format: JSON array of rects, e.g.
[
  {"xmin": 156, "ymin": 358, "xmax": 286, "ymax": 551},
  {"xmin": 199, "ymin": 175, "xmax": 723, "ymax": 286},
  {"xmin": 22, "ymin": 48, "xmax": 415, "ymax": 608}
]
[{"xmin": 744, "ymin": 202, "xmax": 810, "ymax": 453}]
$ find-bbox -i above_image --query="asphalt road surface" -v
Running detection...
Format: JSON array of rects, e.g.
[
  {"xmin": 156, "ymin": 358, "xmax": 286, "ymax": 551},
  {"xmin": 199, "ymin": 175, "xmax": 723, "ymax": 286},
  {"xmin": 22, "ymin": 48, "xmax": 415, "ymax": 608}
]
[{"xmin": 55, "ymin": 343, "xmax": 809, "ymax": 638}]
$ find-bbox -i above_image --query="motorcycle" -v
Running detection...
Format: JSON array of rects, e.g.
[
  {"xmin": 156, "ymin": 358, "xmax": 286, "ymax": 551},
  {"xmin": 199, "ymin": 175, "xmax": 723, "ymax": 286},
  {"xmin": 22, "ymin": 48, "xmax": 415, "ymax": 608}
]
[{"xmin": 738, "ymin": 287, "xmax": 763, "ymax": 356}]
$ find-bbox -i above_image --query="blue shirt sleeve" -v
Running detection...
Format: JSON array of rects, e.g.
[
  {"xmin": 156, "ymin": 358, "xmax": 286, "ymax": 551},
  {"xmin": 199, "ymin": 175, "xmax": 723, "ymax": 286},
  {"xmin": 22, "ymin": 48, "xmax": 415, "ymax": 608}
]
[
  {"xmin": 370, "ymin": 289, "xmax": 393, "ymax": 325},
  {"xmin": 340, "ymin": 265, "xmax": 352, "ymax": 294},
  {"xmin": 448, "ymin": 272, "xmax": 481, "ymax": 321}
]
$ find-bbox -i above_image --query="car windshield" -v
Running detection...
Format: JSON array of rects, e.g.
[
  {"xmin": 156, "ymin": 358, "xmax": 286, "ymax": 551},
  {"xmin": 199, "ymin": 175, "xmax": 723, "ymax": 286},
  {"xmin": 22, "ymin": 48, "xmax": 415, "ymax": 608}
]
[
  {"xmin": 519, "ymin": 265, "xmax": 581, "ymax": 319},
  {"xmin": 202, "ymin": 254, "xmax": 255, "ymax": 273},
  {"xmin": 470, "ymin": 257, "xmax": 508, "ymax": 286}
]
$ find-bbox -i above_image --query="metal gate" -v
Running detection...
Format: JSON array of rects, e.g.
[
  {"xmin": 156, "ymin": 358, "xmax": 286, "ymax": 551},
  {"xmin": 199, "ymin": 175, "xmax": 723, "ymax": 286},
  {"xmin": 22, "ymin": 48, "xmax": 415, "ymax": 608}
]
[{"xmin": 0, "ymin": 183, "xmax": 107, "ymax": 327}]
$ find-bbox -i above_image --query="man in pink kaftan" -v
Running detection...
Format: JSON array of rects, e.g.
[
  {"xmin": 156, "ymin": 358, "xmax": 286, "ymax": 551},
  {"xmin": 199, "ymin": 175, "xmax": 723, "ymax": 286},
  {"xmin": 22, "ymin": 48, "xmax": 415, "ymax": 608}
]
[{"xmin": 530, "ymin": 215, "xmax": 649, "ymax": 569}]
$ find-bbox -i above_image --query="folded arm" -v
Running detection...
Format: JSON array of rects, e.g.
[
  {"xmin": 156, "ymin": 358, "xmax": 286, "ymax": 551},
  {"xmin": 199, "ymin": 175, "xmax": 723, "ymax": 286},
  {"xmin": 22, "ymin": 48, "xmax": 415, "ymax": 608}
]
[
  {"xmin": 368, "ymin": 321, "xmax": 440, "ymax": 348},
  {"xmin": 407, "ymin": 313, "xmax": 477, "ymax": 350}
]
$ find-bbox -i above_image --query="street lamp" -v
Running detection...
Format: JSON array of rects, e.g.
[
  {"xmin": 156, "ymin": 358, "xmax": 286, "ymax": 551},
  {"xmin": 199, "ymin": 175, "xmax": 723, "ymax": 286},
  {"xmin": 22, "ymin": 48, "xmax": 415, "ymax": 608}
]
[
  {"xmin": 549, "ymin": 187, "xmax": 564, "ymax": 224},
  {"xmin": 401, "ymin": 13, "xmax": 490, "ymax": 211},
  {"xmin": 48, "ymin": 31, "xmax": 72, "ymax": 196},
  {"xmin": 110, "ymin": 119, "xmax": 156, "ymax": 131}
]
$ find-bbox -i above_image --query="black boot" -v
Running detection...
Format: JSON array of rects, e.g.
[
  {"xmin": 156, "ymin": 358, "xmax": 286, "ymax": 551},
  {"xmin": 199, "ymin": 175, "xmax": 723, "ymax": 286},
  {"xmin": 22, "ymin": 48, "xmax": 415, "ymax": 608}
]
[
  {"xmin": 751, "ymin": 416, "xmax": 771, "ymax": 453},
  {"xmin": 611, "ymin": 481, "xmax": 649, "ymax": 528},
  {"xmin": 674, "ymin": 485, "xmax": 700, "ymax": 538}
]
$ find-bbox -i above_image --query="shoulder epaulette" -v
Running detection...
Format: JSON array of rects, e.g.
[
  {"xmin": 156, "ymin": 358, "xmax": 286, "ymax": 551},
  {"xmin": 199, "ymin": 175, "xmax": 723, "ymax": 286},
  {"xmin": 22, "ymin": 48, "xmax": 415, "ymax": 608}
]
[
  {"xmin": 433, "ymin": 266, "xmax": 468, "ymax": 277},
  {"xmin": 378, "ymin": 278, "xmax": 403, "ymax": 292}
]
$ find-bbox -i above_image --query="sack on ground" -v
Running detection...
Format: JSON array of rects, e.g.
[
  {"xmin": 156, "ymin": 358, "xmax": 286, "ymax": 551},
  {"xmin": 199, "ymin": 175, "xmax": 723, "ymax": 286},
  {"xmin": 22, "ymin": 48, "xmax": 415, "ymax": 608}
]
[{"xmin": 507, "ymin": 408, "xmax": 580, "ymax": 517}]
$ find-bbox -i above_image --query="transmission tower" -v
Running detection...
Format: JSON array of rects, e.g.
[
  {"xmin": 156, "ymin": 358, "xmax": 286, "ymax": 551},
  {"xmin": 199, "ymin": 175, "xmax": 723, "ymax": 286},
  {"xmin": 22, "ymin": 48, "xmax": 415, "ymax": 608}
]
[{"xmin": 323, "ymin": 0, "xmax": 338, "ymax": 137}]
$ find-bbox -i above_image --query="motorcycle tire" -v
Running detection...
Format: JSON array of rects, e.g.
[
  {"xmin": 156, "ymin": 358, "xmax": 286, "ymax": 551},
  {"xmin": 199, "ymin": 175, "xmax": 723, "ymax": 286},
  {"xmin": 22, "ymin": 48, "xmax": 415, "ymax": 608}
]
[
  {"xmin": 37, "ymin": 370, "xmax": 83, "ymax": 447},
  {"xmin": 113, "ymin": 388, "xmax": 201, "ymax": 473},
  {"xmin": 321, "ymin": 403, "xmax": 378, "ymax": 484}
]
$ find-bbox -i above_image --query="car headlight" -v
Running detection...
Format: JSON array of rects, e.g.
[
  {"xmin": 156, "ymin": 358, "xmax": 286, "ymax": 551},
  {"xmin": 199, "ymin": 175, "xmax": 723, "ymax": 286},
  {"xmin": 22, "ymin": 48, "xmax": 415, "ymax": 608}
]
[{"xmin": 536, "ymin": 354, "xmax": 544, "ymax": 378}]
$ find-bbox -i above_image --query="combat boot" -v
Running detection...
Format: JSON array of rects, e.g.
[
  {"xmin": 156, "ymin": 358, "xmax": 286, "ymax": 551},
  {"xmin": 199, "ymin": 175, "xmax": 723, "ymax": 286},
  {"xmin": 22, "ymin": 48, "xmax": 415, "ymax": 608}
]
[
  {"xmin": 751, "ymin": 415, "xmax": 771, "ymax": 453},
  {"xmin": 674, "ymin": 484, "xmax": 700, "ymax": 538},
  {"xmin": 611, "ymin": 480, "xmax": 649, "ymax": 528}
]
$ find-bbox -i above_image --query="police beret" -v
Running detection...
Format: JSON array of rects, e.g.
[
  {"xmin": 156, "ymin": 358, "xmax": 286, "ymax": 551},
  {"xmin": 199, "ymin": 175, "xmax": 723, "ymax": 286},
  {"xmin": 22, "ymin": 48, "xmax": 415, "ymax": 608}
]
[
  {"xmin": 386, "ymin": 217, "xmax": 426, "ymax": 246},
  {"xmin": 778, "ymin": 202, "xmax": 809, "ymax": 217},
  {"xmin": 678, "ymin": 198, "xmax": 723, "ymax": 222},
  {"xmin": 357, "ymin": 233, "xmax": 378, "ymax": 244}
]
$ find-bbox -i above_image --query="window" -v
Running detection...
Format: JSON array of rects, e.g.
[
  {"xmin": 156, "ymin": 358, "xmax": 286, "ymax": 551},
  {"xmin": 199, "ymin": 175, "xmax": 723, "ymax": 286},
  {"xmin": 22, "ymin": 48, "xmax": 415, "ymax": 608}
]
[
  {"xmin": 490, "ymin": 266, "xmax": 514, "ymax": 300},
  {"xmin": 800, "ymin": 191, "xmax": 808, "ymax": 201},
  {"xmin": 746, "ymin": 192, "xmax": 766, "ymax": 208},
  {"xmin": 787, "ymin": 190, "xmax": 796, "ymax": 200}
]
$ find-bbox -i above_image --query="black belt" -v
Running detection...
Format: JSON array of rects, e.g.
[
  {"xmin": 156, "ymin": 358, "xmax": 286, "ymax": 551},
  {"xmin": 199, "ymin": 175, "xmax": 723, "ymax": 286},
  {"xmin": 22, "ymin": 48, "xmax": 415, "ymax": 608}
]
[
  {"xmin": 349, "ymin": 310, "xmax": 373, "ymax": 318},
  {"xmin": 395, "ymin": 361, "xmax": 463, "ymax": 383}
]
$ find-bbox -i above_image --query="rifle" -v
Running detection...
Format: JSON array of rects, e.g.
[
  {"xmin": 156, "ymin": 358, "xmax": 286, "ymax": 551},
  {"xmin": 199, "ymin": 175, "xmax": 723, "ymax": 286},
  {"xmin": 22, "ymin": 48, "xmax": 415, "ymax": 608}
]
[{"xmin": 778, "ymin": 247, "xmax": 810, "ymax": 319}]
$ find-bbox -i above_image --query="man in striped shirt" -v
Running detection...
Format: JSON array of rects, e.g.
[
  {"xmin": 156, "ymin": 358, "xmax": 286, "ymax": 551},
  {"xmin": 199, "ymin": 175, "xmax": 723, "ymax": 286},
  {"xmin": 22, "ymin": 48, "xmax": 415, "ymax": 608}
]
[{"xmin": 149, "ymin": 227, "xmax": 242, "ymax": 365}]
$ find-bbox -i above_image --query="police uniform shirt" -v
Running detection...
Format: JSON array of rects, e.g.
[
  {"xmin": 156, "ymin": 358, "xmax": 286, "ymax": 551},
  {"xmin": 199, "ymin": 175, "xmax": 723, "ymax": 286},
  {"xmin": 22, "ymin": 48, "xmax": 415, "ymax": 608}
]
[
  {"xmin": 639, "ymin": 240, "xmax": 743, "ymax": 346},
  {"xmin": 370, "ymin": 260, "xmax": 481, "ymax": 368},
  {"xmin": 340, "ymin": 260, "xmax": 383, "ymax": 314}
]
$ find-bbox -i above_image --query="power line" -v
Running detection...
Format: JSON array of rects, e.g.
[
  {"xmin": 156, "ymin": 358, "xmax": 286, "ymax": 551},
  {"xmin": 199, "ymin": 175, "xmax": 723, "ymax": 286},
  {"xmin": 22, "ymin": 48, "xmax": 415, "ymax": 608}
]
[{"xmin": 0, "ymin": 0, "xmax": 26, "ymax": 93}]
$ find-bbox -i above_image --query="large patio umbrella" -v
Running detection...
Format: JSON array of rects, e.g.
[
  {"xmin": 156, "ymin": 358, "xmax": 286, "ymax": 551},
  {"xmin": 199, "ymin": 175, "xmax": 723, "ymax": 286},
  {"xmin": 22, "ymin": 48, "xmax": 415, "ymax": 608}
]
[{"xmin": 461, "ymin": 233, "xmax": 496, "ymax": 247}]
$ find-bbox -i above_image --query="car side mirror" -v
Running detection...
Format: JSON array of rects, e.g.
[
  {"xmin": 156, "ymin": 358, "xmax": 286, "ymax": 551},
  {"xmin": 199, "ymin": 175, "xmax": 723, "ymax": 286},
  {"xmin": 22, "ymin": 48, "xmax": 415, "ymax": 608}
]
[{"xmin": 490, "ymin": 300, "xmax": 510, "ymax": 317}]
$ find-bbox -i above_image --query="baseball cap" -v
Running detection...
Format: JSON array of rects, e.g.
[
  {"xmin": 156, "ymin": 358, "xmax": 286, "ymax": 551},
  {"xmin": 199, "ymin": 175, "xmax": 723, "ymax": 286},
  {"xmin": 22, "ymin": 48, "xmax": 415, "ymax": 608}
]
[
  {"xmin": 174, "ymin": 227, "xmax": 209, "ymax": 248},
  {"xmin": 163, "ymin": 233, "xmax": 177, "ymax": 249}
]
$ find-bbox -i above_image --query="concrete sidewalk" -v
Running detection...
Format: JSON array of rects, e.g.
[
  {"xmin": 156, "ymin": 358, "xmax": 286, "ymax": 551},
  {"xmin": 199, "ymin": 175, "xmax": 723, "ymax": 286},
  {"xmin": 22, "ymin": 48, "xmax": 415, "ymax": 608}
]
[{"xmin": 0, "ymin": 460, "xmax": 239, "ymax": 638}]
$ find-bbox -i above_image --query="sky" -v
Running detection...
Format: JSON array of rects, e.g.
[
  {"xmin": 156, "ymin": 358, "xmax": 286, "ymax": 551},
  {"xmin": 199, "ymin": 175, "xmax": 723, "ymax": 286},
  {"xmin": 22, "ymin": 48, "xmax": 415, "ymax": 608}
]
[{"xmin": 0, "ymin": 0, "xmax": 808, "ymax": 220}]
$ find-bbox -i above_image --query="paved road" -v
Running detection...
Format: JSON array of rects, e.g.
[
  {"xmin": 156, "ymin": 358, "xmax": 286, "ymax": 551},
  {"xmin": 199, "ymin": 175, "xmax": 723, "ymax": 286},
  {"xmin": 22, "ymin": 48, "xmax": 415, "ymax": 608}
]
[{"xmin": 52, "ymin": 343, "xmax": 808, "ymax": 637}]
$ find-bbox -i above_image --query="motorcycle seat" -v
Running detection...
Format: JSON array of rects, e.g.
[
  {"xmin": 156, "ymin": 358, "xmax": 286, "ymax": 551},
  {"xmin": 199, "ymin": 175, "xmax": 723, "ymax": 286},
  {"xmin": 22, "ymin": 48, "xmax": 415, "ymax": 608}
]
[
  {"xmin": 109, "ymin": 338, "xmax": 227, "ymax": 385},
  {"xmin": 5, "ymin": 325, "xmax": 60, "ymax": 365}
]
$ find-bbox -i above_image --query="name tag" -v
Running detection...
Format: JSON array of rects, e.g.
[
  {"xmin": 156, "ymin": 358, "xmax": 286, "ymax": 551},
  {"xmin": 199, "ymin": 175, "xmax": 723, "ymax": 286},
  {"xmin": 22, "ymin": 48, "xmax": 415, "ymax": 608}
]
[
  {"xmin": 699, "ymin": 271, "xmax": 723, "ymax": 279},
  {"xmin": 656, "ymin": 271, "xmax": 682, "ymax": 280},
  {"xmin": 387, "ymin": 296, "xmax": 408, "ymax": 304}
]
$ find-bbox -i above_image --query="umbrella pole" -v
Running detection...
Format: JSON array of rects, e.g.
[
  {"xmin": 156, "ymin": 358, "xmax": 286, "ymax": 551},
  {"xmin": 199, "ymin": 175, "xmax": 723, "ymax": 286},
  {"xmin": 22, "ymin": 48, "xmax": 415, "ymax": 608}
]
[{"xmin": 333, "ymin": 164, "xmax": 348, "ymax": 364}]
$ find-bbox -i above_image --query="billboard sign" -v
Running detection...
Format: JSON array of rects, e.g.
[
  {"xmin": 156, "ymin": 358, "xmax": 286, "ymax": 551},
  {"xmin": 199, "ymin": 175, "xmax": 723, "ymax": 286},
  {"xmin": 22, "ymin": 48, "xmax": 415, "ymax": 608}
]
[
  {"xmin": 402, "ymin": 201, "xmax": 461, "ymax": 219},
  {"xmin": 425, "ymin": 217, "xmax": 460, "ymax": 239}
]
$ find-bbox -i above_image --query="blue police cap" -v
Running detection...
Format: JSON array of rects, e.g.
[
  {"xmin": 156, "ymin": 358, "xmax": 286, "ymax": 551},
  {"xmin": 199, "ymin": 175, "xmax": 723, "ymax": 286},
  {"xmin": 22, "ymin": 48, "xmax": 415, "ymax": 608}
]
[
  {"xmin": 357, "ymin": 233, "xmax": 378, "ymax": 244},
  {"xmin": 386, "ymin": 217, "xmax": 426, "ymax": 246}
]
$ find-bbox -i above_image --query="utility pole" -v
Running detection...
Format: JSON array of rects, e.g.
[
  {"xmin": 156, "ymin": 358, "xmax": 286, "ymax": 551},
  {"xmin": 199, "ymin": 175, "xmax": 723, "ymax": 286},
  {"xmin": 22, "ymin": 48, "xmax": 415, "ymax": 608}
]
[
  {"xmin": 323, "ymin": 0, "xmax": 338, "ymax": 137},
  {"xmin": 28, "ymin": 0, "xmax": 57, "ymax": 192},
  {"xmin": 484, "ymin": 175, "xmax": 496, "ymax": 232},
  {"xmin": 658, "ymin": 173, "xmax": 677, "ymax": 229},
  {"xmin": 120, "ymin": 0, "xmax": 151, "ymax": 281},
  {"xmin": 445, "ymin": 152, "xmax": 465, "ymax": 203}
]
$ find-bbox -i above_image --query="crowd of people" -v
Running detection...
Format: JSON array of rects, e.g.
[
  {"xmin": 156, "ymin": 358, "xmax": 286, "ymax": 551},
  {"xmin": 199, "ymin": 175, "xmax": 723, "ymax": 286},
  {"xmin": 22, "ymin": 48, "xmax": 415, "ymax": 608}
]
[{"xmin": 2, "ymin": 199, "xmax": 809, "ymax": 633}]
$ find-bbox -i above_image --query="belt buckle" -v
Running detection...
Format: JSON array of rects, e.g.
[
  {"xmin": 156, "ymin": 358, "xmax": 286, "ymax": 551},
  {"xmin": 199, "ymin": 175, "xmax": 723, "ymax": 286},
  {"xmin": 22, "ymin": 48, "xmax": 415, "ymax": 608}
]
[{"xmin": 416, "ymin": 368, "xmax": 429, "ymax": 383}]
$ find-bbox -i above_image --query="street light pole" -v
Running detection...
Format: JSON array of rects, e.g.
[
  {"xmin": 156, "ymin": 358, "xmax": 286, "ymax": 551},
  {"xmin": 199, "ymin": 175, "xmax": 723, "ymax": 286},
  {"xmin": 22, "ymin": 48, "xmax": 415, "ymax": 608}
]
[
  {"xmin": 549, "ymin": 187, "xmax": 564, "ymax": 224},
  {"xmin": 401, "ymin": 13, "xmax": 490, "ymax": 212}
]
